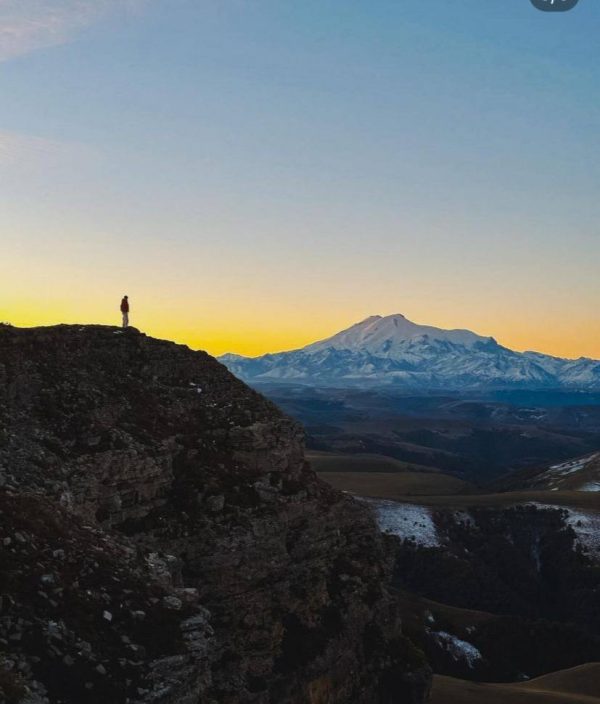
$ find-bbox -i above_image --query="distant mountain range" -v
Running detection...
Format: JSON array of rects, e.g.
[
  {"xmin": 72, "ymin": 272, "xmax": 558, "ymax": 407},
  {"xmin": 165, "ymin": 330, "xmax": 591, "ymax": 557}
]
[{"xmin": 220, "ymin": 314, "xmax": 600, "ymax": 390}]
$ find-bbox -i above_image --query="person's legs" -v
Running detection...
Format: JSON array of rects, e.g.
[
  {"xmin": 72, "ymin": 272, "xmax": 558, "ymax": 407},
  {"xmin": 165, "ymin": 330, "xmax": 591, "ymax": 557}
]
[{"xmin": 122, "ymin": 313, "xmax": 129, "ymax": 328}]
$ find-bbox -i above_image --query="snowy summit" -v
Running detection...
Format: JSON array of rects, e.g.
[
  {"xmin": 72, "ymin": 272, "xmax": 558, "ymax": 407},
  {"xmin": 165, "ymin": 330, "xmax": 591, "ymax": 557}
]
[
  {"xmin": 305, "ymin": 314, "xmax": 492, "ymax": 356},
  {"xmin": 220, "ymin": 313, "xmax": 600, "ymax": 390}
]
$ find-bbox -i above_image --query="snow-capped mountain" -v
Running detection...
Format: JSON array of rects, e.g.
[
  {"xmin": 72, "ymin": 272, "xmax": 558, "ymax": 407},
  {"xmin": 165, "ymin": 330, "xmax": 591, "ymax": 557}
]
[{"xmin": 219, "ymin": 314, "xmax": 600, "ymax": 390}]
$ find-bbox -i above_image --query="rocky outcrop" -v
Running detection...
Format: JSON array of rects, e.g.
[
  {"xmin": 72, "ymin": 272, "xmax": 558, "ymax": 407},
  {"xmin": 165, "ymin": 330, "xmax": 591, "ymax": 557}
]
[{"xmin": 0, "ymin": 324, "xmax": 431, "ymax": 704}]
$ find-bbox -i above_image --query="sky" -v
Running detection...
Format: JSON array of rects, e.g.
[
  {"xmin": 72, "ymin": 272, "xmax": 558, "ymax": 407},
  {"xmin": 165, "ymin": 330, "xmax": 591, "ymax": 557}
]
[{"xmin": 1, "ymin": 0, "xmax": 599, "ymax": 358}]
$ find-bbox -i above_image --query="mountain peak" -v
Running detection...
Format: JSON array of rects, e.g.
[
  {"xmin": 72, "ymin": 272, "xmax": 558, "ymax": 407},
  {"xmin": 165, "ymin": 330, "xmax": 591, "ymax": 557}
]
[
  {"xmin": 357, "ymin": 313, "xmax": 405, "ymax": 325},
  {"xmin": 359, "ymin": 314, "xmax": 384, "ymax": 323},
  {"xmin": 305, "ymin": 313, "xmax": 492, "ymax": 356},
  {"xmin": 220, "ymin": 315, "xmax": 600, "ymax": 390}
]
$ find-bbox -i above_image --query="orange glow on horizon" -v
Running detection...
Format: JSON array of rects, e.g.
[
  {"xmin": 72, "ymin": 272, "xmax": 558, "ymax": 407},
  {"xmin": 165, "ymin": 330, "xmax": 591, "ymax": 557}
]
[{"xmin": 2, "ymin": 301, "xmax": 599, "ymax": 362}]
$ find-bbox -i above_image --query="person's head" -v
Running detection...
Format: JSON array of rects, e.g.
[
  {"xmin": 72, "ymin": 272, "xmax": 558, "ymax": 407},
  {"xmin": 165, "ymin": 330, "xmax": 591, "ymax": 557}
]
[{"xmin": 123, "ymin": 295, "xmax": 128, "ymax": 299}]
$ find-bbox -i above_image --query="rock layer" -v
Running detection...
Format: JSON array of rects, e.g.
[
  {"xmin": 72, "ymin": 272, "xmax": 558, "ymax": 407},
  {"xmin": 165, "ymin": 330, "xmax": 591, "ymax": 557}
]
[{"xmin": 0, "ymin": 325, "xmax": 430, "ymax": 704}]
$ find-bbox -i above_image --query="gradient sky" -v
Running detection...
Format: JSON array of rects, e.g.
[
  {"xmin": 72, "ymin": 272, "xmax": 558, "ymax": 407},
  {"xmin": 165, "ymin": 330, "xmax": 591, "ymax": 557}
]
[{"xmin": 1, "ymin": 0, "xmax": 599, "ymax": 358}]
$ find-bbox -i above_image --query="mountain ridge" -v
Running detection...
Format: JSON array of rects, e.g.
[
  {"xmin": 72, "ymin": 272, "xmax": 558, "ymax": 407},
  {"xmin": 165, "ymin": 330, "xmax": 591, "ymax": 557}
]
[{"xmin": 220, "ymin": 314, "xmax": 600, "ymax": 390}]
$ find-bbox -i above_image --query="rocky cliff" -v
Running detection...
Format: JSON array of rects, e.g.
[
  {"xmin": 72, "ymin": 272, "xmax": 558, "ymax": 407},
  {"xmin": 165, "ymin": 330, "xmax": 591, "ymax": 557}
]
[{"xmin": 0, "ymin": 324, "xmax": 430, "ymax": 704}]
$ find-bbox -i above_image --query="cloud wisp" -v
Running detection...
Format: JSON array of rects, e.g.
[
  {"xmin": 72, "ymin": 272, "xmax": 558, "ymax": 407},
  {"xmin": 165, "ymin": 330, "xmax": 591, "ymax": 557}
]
[{"xmin": 0, "ymin": 0, "xmax": 145, "ymax": 62}]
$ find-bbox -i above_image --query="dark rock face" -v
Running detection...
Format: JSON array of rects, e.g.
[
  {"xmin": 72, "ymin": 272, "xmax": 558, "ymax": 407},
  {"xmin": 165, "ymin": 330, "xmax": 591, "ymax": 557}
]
[
  {"xmin": 0, "ymin": 325, "xmax": 430, "ymax": 704},
  {"xmin": 0, "ymin": 492, "xmax": 212, "ymax": 704}
]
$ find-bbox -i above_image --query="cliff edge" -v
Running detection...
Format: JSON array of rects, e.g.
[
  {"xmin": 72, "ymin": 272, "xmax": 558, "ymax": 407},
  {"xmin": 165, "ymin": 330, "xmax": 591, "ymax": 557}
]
[{"xmin": 0, "ymin": 324, "xmax": 430, "ymax": 704}]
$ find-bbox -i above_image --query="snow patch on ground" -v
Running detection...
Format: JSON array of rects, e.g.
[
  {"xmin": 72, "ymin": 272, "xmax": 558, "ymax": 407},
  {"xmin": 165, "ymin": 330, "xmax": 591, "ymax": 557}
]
[
  {"xmin": 361, "ymin": 499, "xmax": 440, "ymax": 547},
  {"xmin": 539, "ymin": 453, "xmax": 600, "ymax": 491},
  {"xmin": 528, "ymin": 503, "xmax": 600, "ymax": 558},
  {"xmin": 429, "ymin": 631, "xmax": 482, "ymax": 668},
  {"xmin": 547, "ymin": 453, "xmax": 598, "ymax": 478}
]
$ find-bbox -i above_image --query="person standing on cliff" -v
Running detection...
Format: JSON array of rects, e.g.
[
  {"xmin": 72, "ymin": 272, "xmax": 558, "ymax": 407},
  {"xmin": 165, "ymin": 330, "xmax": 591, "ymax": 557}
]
[{"xmin": 120, "ymin": 295, "xmax": 130, "ymax": 328}]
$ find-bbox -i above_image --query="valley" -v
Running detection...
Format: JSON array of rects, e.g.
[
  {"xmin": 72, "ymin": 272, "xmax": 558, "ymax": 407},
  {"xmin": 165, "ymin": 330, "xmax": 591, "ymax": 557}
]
[
  {"xmin": 263, "ymin": 385, "xmax": 600, "ymax": 483},
  {"xmin": 315, "ymin": 467, "xmax": 477, "ymax": 500},
  {"xmin": 313, "ymin": 454, "xmax": 600, "ymax": 703}
]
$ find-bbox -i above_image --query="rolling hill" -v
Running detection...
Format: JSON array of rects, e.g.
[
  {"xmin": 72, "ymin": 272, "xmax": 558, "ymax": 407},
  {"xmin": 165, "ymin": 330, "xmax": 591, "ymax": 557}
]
[
  {"xmin": 497, "ymin": 452, "xmax": 600, "ymax": 492},
  {"xmin": 431, "ymin": 665, "xmax": 600, "ymax": 703}
]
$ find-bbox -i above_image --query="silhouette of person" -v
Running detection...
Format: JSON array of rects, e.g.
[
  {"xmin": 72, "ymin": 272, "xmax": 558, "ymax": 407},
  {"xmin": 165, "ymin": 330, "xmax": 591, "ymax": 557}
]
[{"xmin": 120, "ymin": 295, "xmax": 130, "ymax": 328}]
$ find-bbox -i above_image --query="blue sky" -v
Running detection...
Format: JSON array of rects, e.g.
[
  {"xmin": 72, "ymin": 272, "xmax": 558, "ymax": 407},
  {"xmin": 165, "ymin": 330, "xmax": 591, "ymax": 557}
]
[{"xmin": 1, "ymin": 0, "xmax": 599, "ymax": 357}]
